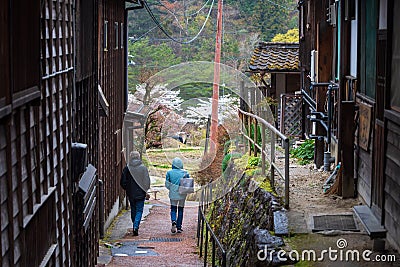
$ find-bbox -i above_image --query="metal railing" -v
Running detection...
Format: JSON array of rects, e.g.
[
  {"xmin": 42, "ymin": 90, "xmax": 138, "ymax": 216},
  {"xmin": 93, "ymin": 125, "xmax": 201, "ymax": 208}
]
[
  {"xmin": 197, "ymin": 185, "xmax": 227, "ymax": 267},
  {"xmin": 238, "ymin": 108, "xmax": 290, "ymax": 208}
]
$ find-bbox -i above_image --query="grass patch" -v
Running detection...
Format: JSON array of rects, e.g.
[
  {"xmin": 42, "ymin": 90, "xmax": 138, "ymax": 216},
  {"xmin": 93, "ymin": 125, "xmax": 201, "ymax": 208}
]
[
  {"xmin": 147, "ymin": 147, "xmax": 202, "ymax": 153},
  {"xmin": 151, "ymin": 163, "xmax": 170, "ymax": 169}
]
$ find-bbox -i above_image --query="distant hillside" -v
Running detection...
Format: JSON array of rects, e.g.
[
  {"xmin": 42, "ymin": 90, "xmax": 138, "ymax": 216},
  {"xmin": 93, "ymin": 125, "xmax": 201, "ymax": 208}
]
[{"xmin": 127, "ymin": 0, "xmax": 298, "ymax": 96}]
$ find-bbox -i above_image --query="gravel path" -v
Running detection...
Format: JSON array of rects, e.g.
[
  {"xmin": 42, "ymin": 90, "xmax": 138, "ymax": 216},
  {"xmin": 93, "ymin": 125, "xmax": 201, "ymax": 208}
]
[{"xmin": 103, "ymin": 199, "xmax": 202, "ymax": 267}]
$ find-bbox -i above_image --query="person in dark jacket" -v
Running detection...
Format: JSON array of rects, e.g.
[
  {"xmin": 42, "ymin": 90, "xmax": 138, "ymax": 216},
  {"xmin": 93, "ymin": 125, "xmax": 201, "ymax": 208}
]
[
  {"xmin": 120, "ymin": 151, "xmax": 150, "ymax": 236},
  {"xmin": 165, "ymin": 157, "xmax": 188, "ymax": 233}
]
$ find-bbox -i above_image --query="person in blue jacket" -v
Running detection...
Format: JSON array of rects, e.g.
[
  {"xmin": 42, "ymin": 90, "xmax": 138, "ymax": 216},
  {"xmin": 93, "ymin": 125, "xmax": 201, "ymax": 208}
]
[{"xmin": 165, "ymin": 157, "xmax": 188, "ymax": 233}]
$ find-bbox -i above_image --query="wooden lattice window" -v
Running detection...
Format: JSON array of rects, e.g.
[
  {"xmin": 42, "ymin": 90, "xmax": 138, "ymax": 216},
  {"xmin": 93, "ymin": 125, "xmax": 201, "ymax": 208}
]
[{"xmin": 280, "ymin": 94, "xmax": 303, "ymax": 138}]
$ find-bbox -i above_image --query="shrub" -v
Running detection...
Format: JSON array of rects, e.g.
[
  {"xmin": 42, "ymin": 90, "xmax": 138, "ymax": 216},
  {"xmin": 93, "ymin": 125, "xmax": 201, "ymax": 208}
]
[
  {"xmin": 222, "ymin": 153, "xmax": 242, "ymax": 172},
  {"xmin": 247, "ymin": 156, "xmax": 261, "ymax": 168},
  {"xmin": 223, "ymin": 140, "xmax": 232, "ymax": 155},
  {"xmin": 290, "ymin": 139, "xmax": 314, "ymax": 165}
]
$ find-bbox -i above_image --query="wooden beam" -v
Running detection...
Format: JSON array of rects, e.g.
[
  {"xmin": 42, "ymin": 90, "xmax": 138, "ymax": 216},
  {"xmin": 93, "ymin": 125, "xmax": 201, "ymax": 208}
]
[{"xmin": 341, "ymin": 102, "xmax": 355, "ymax": 198}]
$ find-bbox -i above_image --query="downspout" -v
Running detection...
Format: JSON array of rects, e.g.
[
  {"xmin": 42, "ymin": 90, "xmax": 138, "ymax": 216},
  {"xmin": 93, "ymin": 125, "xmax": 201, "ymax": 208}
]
[{"xmin": 124, "ymin": 1, "xmax": 144, "ymax": 111}]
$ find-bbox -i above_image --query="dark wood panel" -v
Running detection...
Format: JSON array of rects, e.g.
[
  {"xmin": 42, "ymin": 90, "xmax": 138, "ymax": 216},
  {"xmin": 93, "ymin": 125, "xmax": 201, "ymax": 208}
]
[
  {"xmin": 385, "ymin": 174, "xmax": 400, "ymax": 210},
  {"xmin": 387, "ymin": 128, "xmax": 400, "ymax": 148},
  {"xmin": 384, "ymin": 210, "xmax": 400, "ymax": 249},
  {"xmin": 372, "ymin": 121, "xmax": 384, "ymax": 211},
  {"xmin": 100, "ymin": 0, "xmax": 125, "ymax": 217},
  {"xmin": 0, "ymin": 0, "xmax": 10, "ymax": 101},
  {"xmin": 357, "ymin": 174, "xmax": 371, "ymax": 206},
  {"xmin": 76, "ymin": 0, "xmax": 95, "ymax": 80},
  {"xmin": 341, "ymin": 102, "xmax": 355, "ymax": 198},
  {"xmin": 11, "ymin": 0, "xmax": 40, "ymax": 93},
  {"xmin": 386, "ymin": 142, "xmax": 400, "ymax": 168},
  {"xmin": 357, "ymin": 147, "xmax": 373, "ymax": 183}
]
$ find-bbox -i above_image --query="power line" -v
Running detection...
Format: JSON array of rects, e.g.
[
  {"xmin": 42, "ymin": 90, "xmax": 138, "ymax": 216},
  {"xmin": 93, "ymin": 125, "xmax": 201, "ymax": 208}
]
[
  {"xmin": 129, "ymin": 26, "xmax": 158, "ymax": 43},
  {"xmin": 187, "ymin": 0, "xmax": 211, "ymax": 16},
  {"xmin": 142, "ymin": 0, "xmax": 215, "ymax": 44}
]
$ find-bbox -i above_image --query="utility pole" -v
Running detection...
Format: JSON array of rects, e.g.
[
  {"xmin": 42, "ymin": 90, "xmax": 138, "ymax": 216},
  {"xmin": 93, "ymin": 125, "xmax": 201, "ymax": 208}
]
[{"xmin": 209, "ymin": 0, "xmax": 223, "ymax": 154}]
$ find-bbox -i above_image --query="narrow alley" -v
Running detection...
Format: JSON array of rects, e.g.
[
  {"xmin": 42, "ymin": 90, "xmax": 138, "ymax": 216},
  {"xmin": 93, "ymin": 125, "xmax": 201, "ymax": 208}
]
[{"xmin": 98, "ymin": 199, "xmax": 202, "ymax": 267}]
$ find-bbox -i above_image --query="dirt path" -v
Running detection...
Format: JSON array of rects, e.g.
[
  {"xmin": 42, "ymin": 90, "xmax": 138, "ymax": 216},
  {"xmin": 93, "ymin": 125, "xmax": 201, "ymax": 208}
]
[{"xmin": 104, "ymin": 199, "xmax": 202, "ymax": 267}]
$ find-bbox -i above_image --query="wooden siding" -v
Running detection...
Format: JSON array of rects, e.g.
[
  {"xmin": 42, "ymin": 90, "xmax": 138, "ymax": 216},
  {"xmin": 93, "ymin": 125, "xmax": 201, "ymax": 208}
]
[
  {"xmin": 355, "ymin": 130, "xmax": 373, "ymax": 206},
  {"xmin": 384, "ymin": 119, "xmax": 400, "ymax": 248},
  {"xmin": 0, "ymin": 0, "xmax": 74, "ymax": 266},
  {"xmin": 355, "ymin": 96, "xmax": 375, "ymax": 206},
  {"xmin": 99, "ymin": 0, "xmax": 126, "ymax": 219},
  {"xmin": 73, "ymin": 0, "xmax": 100, "ymax": 266}
]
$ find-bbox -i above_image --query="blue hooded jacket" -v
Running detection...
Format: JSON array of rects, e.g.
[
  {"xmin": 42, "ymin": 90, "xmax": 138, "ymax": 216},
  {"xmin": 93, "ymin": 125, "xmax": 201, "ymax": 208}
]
[{"xmin": 165, "ymin": 157, "xmax": 189, "ymax": 200}]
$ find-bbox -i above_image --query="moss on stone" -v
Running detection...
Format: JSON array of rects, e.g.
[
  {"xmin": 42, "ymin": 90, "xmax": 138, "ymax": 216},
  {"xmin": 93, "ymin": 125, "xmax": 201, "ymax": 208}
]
[{"xmin": 259, "ymin": 178, "xmax": 274, "ymax": 193}]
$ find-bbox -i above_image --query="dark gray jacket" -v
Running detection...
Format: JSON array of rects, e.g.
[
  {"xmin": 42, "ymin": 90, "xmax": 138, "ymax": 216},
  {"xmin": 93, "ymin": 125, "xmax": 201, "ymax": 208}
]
[{"xmin": 120, "ymin": 159, "xmax": 150, "ymax": 200}]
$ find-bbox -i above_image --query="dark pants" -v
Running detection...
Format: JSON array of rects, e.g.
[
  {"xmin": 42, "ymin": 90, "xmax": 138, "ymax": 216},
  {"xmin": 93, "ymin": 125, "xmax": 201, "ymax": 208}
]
[
  {"xmin": 129, "ymin": 197, "xmax": 145, "ymax": 230},
  {"xmin": 170, "ymin": 199, "xmax": 185, "ymax": 229}
]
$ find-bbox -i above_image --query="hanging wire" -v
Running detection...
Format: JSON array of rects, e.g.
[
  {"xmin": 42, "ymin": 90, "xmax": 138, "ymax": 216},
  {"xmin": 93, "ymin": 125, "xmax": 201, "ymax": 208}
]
[
  {"xmin": 142, "ymin": 0, "xmax": 215, "ymax": 44},
  {"xmin": 187, "ymin": 0, "xmax": 211, "ymax": 16},
  {"xmin": 129, "ymin": 26, "xmax": 158, "ymax": 43}
]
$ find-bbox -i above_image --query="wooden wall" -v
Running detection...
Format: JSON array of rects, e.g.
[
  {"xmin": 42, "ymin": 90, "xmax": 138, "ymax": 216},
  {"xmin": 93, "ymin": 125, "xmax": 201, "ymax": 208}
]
[
  {"xmin": 98, "ymin": 0, "xmax": 126, "ymax": 219},
  {"xmin": 0, "ymin": 0, "xmax": 74, "ymax": 266},
  {"xmin": 354, "ymin": 101, "xmax": 374, "ymax": 206},
  {"xmin": 384, "ymin": 116, "xmax": 400, "ymax": 249}
]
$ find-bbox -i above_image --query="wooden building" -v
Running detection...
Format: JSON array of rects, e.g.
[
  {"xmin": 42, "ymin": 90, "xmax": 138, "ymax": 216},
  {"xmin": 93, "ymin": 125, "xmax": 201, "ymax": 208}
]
[
  {"xmin": 249, "ymin": 42, "xmax": 301, "ymax": 136},
  {"xmin": 0, "ymin": 0, "xmax": 135, "ymax": 266},
  {"xmin": 249, "ymin": 42, "xmax": 300, "ymax": 100},
  {"xmin": 0, "ymin": 0, "xmax": 76, "ymax": 265},
  {"xmin": 97, "ymin": 0, "xmax": 127, "ymax": 230},
  {"xmin": 298, "ymin": 0, "xmax": 400, "ymax": 251}
]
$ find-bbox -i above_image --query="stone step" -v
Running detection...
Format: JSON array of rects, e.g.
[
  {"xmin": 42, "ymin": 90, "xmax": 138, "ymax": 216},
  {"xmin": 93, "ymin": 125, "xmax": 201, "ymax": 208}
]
[
  {"xmin": 353, "ymin": 205, "xmax": 386, "ymax": 238},
  {"xmin": 273, "ymin": 210, "xmax": 289, "ymax": 236}
]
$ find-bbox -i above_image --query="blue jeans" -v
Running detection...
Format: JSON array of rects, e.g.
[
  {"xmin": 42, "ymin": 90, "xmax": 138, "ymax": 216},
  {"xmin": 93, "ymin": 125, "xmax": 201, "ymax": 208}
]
[
  {"xmin": 170, "ymin": 199, "xmax": 185, "ymax": 229},
  {"xmin": 129, "ymin": 198, "xmax": 145, "ymax": 230}
]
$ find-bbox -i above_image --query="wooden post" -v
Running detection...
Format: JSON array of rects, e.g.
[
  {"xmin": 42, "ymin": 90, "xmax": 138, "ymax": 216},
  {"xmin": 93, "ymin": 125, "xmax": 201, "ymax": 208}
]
[
  {"xmin": 270, "ymin": 130, "xmax": 276, "ymax": 189},
  {"xmin": 261, "ymin": 121, "xmax": 266, "ymax": 176},
  {"xmin": 341, "ymin": 102, "xmax": 355, "ymax": 198},
  {"xmin": 248, "ymin": 116, "xmax": 252, "ymax": 156},
  {"xmin": 314, "ymin": 2, "xmax": 333, "ymax": 168},
  {"xmin": 254, "ymin": 118, "xmax": 258, "ymax": 157},
  {"xmin": 284, "ymin": 139, "xmax": 290, "ymax": 209}
]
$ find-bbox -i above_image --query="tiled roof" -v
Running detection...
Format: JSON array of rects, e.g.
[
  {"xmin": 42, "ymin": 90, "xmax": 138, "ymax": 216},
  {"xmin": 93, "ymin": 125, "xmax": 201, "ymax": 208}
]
[{"xmin": 249, "ymin": 42, "xmax": 299, "ymax": 72}]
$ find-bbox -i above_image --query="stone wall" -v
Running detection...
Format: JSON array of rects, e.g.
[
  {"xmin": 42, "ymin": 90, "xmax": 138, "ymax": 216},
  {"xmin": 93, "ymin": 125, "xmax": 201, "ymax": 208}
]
[{"xmin": 208, "ymin": 165, "xmax": 292, "ymax": 266}]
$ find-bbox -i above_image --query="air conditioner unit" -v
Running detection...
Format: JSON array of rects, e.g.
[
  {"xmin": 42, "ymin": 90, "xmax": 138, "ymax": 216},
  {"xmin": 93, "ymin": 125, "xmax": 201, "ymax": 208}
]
[{"xmin": 310, "ymin": 50, "xmax": 318, "ymax": 82}]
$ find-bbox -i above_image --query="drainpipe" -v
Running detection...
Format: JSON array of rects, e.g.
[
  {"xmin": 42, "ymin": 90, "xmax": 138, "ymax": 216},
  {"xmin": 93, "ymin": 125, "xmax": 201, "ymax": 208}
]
[
  {"xmin": 124, "ymin": 1, "xmax": 144, "ymax": 111},
  {"xmin": 323, "ymin": 84, "xmax": 338, "ymax": 171}
]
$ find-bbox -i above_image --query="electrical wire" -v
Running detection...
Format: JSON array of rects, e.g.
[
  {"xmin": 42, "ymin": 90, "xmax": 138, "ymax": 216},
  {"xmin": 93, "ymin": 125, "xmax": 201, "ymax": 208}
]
[
  {"xmin": 142, "ymin": 0, "xmax": 215, "ymax": 44},
  {"xmin": 129, "ymin": 26, "xmax": 158, "ymax": 43},
  {"xmin": 187, "ymin": 0, "xmax": 211, "ymax": 17}
]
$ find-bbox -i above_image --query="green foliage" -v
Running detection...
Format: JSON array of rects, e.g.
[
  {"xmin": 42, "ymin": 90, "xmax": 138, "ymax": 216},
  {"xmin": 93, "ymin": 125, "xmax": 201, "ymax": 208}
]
[
  {"xmin": 246, "ymin": 124, "xmax": 262, "ymax": 151},
  {"xmin": 223, "ymin": 140, "xmax": 232, "ymax": 155},
  {"xmin": 253, "ymin": 0, "xmax": 298, "ymax": 41},
  {"xmin": 290, "ymin": 139, "xmax": 315, "ymax": 165},
  {"xmin": 222, "ymin": 153, "xmax": 242, "ymax": 172},
  {"xmin": 128, "ymin": 37, "xmax": 180, "ymax": 88},
  {"xmin": 247, "ymin": 156, "xmax": 261, "ymax": 168},
  {"xmin": 127, "ymin": 1, "xmax": 299, "ymax": 92},
  {"xmin": 271, "ymin": 28, "xmax": 299, "ymax": 43}
]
